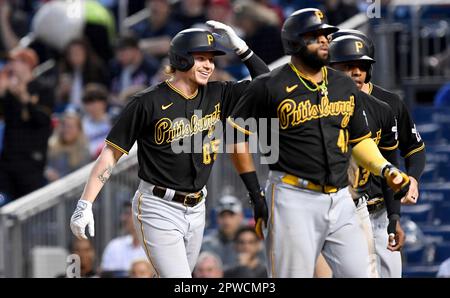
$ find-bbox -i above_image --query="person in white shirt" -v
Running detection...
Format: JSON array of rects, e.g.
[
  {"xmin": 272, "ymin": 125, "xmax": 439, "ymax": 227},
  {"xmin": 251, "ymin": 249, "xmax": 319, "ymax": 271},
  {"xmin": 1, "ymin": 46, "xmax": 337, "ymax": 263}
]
[{"xmin": 100, "ymin": 202, "xmax": 147, "ymax": 275}]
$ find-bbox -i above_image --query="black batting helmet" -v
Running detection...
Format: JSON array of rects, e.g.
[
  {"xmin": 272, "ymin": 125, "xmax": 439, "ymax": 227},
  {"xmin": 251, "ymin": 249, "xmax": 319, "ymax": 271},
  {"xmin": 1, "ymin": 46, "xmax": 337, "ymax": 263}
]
[
  {"xmin": 281, "ymin": 8, "xmax": 338, "ymax": 55},
  {"xmin": 329, "ymin": 36, "xmax": 375, "ymax": 83},
  {"xmin": 169, "ymin": 28, "xmax": 226, "ymax": 72},
  {"xmin": 330, "ymin": 29, "xmax": 375, "ymax": 58}
]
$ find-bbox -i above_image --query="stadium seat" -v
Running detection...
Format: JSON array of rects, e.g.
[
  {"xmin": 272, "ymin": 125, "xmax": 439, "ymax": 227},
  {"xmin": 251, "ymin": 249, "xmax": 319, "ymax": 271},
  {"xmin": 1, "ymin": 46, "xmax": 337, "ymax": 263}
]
[
  {"xmin": 434, "ymin": 202, "xmax": 450, "ymax": 225},
  {"xmin": 401, "ymin": 204, "xmax": 434, "ymax": 225},
  {"xmin": 433, "ymin": 241, "xmax": 450, "ymax": 264},
  {"xmin": 421, "ymin": 225, "xmax": 450, "ymax": 242},
  {"xmin": 420, "ymin": 163, "xmax": 440, "ymax": 183},
  {"xmin": 416, "ymin": 123, "xmax": 442, "ymax": 145},
  {"xmin": 402, "ymin": 244, "xmax": 427, "ymax": 265},
  {"xmin": 425, "ymin": 146, "xmax": 450, "ymax": 179},
  {"xmin": 402, "ymin": 265, "xmax": 440, "ymax": 278},
  {"xmin": 413, "ymin": 106, "xmax": 437, "ymax": 124}
]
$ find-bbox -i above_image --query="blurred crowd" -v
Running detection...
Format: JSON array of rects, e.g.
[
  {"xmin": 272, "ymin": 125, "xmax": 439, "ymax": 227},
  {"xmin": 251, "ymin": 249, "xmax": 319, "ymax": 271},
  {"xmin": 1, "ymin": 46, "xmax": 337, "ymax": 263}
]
[
  {"xmin": 0, "ymin": 0, "xmax": 369, "ymax": 205},
  {"xmin": 63, "ymin": 194, "xmax": 268, "ymax": 278},
  {"xmin": 6, "ymin": 0, "xmax": 443, "ymax": 278}
]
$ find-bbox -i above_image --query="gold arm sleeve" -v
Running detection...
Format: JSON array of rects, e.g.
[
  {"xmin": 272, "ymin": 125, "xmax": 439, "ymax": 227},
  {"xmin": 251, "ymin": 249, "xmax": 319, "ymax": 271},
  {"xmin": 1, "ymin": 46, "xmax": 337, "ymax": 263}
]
[{"xmin": 351, "ymin": 138, "xmax": 389, "ymax": 177}]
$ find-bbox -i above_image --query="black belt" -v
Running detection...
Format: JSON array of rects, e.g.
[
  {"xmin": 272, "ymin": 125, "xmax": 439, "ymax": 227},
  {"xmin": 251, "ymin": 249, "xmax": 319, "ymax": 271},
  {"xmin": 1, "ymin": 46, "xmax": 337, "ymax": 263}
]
[
  {"xmin": 367, "ymin": 198, "xmax": 385, "ymax": 214},
  {"xmin": 152, "ymin": 186, "xmax": 204, "ymax": 207}
]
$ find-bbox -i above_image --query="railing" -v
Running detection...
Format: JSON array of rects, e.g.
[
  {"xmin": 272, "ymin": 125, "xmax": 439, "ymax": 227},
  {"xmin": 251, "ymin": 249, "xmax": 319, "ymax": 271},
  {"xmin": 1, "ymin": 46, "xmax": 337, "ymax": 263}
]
[
  {"xmin": 0, "ymin": 12, "xmax": 374, "ymax": 278},
  {"xmin": 372, "ymin": 0, "xmax": 450, "ymax": 105}
]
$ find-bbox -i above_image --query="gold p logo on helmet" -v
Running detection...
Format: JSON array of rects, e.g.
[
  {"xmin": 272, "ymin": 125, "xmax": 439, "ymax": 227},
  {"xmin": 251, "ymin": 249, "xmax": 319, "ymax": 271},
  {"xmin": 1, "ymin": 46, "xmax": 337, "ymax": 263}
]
[
  {"xmin": 315, "ymin": 10, "xmax": 324, "ymax": 22},
  {"xmin": 207, "ymin": 34, "xmax": 214, "ymax": 45},
  {"xmin": 355, "ymin": 41, "xmax": 364, "ymax": 53}
]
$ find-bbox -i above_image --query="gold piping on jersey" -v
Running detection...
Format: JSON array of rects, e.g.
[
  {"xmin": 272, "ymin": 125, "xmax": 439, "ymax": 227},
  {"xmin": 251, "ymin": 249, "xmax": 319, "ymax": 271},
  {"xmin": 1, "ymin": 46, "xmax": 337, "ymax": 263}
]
[
  {"xmin": 277, "ymin": 95, "xmax": 356, "ymax": 129},
  {"xmin": 226, "ymin": 117, "xmax": 253, "ymax": 135},
  {"xmin": 270, "ymin": 183, "xmax": 276, "ymax": 278},
  {"xmin": 105, "ymin": 139, "xmax": 129, "ymax": 155},
  {"xmin": 137, "ymin": 193, "xmax": 160, "ymax": 277},
  {"xmin": 154, "ymin": 104, "xmax": 221, "ymax": 144},
  {"xmin": 404, "ymin": 143, "xmax": 425, "ymax": 158},
  {"xmin": 165, "ymin": 80, "xmax": 198, "ymax": 100},
  {"xmin": 379, "ymin": 141, "xmax": 399, "ymax": 151},
  {"xmin": 368, "ymin": 82, "xmax": 373, "ymax": 95},
  {"xmin": 348, "ymin": 131, "xmax": 372, "ymax": 144}
]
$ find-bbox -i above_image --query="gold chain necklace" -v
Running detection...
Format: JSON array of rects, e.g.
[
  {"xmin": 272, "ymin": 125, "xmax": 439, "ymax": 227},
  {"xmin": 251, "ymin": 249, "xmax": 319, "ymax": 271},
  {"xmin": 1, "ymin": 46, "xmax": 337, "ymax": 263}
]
[{"xmin": 289, "ymin": 63, "xmax": 328, "ymax": 97}]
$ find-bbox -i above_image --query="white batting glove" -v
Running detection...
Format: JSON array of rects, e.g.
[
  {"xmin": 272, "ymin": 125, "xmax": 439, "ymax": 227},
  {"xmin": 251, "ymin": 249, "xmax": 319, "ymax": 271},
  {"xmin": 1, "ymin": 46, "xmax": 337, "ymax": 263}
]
[
  {"xmin": 70, "ymin": 199, "xmax": 95, "ymax": 240},
  {"xmin": 206, "ymin": 20, "xmax": 248, "ymax": 55}
]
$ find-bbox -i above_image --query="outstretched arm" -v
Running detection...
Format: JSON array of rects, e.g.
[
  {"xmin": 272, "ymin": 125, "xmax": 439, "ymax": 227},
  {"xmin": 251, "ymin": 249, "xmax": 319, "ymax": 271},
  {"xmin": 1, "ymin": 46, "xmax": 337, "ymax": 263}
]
[
  {"xmin": 352, "ymin": 138, "xmax": 410, "ymax": 199},
  {"xmin": 70, "ymin": 144, "xmax": 123, "ymax": 240}
]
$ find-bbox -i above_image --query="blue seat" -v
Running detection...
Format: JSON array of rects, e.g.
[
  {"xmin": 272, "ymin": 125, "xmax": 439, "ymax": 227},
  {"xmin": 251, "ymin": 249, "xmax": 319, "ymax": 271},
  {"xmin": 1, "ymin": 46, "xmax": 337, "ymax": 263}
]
[
  {"xmin": 402, "ymin": 204, "xmax": 434, "ymax": 225},
  {"xmin": 421, "ymin": 225, "xmax": 450, "ymax": 242},
  {"xmin": 434, "ymin": 242, "xmax": 450, "ymax": 264},
  {"xmin": 419, "ymin": 163, "xmax": 440, "ymax": 183},
  {"xmin": 417, "ymin": 123, "xmax": 442, "ymax": 145},
  {"xmin": 402, "ymin": 265, "xmax": 440, "ymax": 278},
  {"xmin": 402, "ymin": 244, "xmax": 427, "ymax": 265},
  {"xmin": 413, "ymin": 106, "xmax": 437, "ymax": 124},
  {"xmin": 426, "ymin": 146, "xmax": 450, "ymax": 179},
  {"xmin": 434, "ymin": 202, "xmax": 450, "ymax": 225}
]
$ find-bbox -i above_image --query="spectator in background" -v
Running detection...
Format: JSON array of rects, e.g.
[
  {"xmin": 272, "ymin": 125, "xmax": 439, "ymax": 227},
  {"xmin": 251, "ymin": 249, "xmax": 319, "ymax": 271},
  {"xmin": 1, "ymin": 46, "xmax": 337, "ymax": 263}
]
[
  {"xmin": 70, "ymin": 237, "xmax": 98, "ymax": 278},
  {"xmin": 324, "ymin": 0, "xmax": 359, "ymax": 26},
  {"xmin": 59, "ymin": 39, "xmax": 109, "ymax": 111},
  {"xmin": 131, "ymin": 0, "xmax": 183, "ymax": 59},
  {"xmin": 0, "ymin": 48, "xmax": 54, "ymax": 201},
  {"xmin": 233, "ymin": 0, "xmax": 284, "ymax": 65},
  {"xmin": 206, "ymin": 0, "xmax": 233, "ymax": 25},
  {"xmin": 172, "ymin": 0, "xmax": 207, "ymax": 29},
  {"xmin": 437, "ymin": 257, "xmax": 450, "ymax": 277},
  {"xmin": 81, "ymin": 83, "xmax": 112, "ymax": 158},
  {"xmin": 45, "ymin": 111, "xmax": 91, "ymax": 182},
  {"xmin": 201, "ymin": 195, "xmax": 244, "ymax": 269},
  {"xmin": 0, "ymin": 0, "xmax": 28, "ymax": 56},
  {"xmin": 129, "ymin": 259, "xmax": 156, "ymax": 278},
  {"xmin": 100, "ymin": 202, "xmax": 148, "ymax": 276},
  {"xmin": 193, "ymin": 251, "xmax": 224, "ymax": 278},
  {"xmin": 254, "ymin": 0, "xmax": 285, "ymax": 26},
  {"xmin": 434, "ymin": 82, "xmax": 450, "ymax": 108},
  {"xmin": 224, "ymin": 226, "xmax": 267, "ymax": 278},
  {"xmin": 109, "ymin": 34, "xmax": 159, "ymax": 102}
]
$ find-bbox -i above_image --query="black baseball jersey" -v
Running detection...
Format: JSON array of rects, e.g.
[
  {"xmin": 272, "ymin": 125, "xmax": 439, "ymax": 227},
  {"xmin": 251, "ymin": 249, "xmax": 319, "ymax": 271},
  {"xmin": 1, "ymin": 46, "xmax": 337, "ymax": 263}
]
[
  {"xmin": 106, "ymin": 79, "xmax": 258, "ymax": 192},
  {"xmin": 348, "ymin": 91, "xmax": 398, "ymax": 200},
  {"xmin": 369, "ymin": 83, "xmax": 425, "ymax": 179},
  {"xmin": 229, "ymin": 64, "xmax": 371, "ymax": 188}
]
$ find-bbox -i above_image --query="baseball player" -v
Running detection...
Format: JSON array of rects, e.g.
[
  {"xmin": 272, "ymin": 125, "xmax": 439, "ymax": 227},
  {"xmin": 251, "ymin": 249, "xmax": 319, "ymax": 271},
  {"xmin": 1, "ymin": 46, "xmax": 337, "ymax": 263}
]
[
  {"xmin": 328, "ymin": 35, "xmax": 405, "ymax": 278},
  {"xmin": 69, "ymin": 21, "xmax": 269, "ymax": 278},
  {"xmin": 331, "ymin": 29, "xmax": 426, "ymax": 206},
  {"xmin": 227, "ymin": 8, "xmax": 410, "ymax": 278},
  {"xmin": 328, "ymin": 29, "xmax": 426, "ymax": 278}
]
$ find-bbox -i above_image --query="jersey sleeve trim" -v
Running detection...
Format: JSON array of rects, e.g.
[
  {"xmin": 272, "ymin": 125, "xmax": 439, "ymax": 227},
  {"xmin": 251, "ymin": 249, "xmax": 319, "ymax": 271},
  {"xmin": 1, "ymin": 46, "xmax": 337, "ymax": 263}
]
[
  {"xmin": 227, "ymin": 116, "xmax": 253, "ymax": 135},
  {"xmin": 105, "ymin": 139, "xmax": 129, "ymax": 155},
  {"xmin": 348, "ymin": 132, "xmax": 372, "ymax": 144},
  {"xmin": 403, "ymin": 143, "xmax": 425, "ymax": 158},
  {"xmin": 379, "ymin": 141, "xmax": 399, "ymax": 151}
]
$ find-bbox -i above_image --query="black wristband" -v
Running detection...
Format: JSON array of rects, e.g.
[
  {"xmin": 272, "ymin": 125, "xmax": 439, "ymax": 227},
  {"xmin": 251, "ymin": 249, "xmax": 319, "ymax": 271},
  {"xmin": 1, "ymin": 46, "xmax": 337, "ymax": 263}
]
[
  {"xmin": 388, "ymin": 214, "xmax": 401, "ymax": 221},
  {"xmin": 239, "ymin": 171, "xmax": 261, "ymax": 195},
  {"xmin": 405, "ymin": 149, "xmax": 426, "ymax": 181}
]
